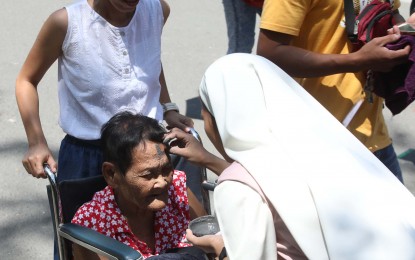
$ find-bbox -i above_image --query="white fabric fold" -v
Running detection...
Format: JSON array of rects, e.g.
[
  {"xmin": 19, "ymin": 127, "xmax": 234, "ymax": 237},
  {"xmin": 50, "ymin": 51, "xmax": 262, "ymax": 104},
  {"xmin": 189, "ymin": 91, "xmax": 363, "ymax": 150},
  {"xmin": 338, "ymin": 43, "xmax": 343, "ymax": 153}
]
[{"xmin": 199, "ymin": 53, "xmax": 415, "ymax": 260}]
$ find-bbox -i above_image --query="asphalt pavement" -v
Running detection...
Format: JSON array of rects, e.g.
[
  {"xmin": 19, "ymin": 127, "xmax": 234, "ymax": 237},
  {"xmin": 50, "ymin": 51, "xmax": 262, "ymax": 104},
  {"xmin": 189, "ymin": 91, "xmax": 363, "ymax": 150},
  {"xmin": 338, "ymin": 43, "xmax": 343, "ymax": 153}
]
[{"xmin": 0, "ymin": 1, "xmax": 414, "ymax": 259}]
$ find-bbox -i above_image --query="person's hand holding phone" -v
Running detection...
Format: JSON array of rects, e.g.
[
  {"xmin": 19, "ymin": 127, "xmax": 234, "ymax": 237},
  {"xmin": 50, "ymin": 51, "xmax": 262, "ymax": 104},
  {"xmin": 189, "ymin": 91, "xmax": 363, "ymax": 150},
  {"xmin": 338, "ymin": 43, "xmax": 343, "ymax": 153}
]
[{"xmin": 397, "ymin": 23, "xmax": 415, "ymax": 35}]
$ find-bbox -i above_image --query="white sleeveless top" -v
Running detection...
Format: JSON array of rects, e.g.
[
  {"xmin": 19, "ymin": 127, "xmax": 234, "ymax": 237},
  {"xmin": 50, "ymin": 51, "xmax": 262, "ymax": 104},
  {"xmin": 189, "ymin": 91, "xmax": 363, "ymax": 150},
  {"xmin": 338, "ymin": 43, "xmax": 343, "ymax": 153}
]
[{"xmin": 58, "ymin": 0, "xmax": 164, "ymax": 140}]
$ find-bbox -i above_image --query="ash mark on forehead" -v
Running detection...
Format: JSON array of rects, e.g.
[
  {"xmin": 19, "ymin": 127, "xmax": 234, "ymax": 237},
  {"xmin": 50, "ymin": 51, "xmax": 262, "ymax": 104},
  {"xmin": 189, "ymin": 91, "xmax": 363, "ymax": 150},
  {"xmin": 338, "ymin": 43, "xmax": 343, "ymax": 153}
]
[{"xmin": 155, "ymin": 144, "xmax": 164, "ymax": 159}]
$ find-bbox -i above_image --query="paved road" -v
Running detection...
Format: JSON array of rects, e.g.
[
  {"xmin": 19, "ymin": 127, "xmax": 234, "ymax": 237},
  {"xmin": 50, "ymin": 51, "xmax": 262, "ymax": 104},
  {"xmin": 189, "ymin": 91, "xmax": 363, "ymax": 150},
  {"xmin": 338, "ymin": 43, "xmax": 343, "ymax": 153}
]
[{"xmin": 0, "ymin": 1, "xmax": 413, "ymax": 259}]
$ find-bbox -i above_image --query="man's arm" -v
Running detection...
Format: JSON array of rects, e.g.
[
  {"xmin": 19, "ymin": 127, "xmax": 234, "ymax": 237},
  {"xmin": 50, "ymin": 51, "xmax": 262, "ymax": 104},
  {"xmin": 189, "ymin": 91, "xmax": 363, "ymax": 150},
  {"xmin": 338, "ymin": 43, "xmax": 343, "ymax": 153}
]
[{"xmin": 257, "ymin": 28, "xmax": 410, "ymax": 78}]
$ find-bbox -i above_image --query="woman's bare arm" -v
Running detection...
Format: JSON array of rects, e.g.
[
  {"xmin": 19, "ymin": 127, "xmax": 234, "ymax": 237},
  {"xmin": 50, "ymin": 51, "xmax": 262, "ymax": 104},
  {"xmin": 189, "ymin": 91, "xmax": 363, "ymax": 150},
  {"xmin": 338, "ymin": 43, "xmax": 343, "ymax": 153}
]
[{"xmin": 15, "ymin": 8, "xmax": 67, "ymax": 177}]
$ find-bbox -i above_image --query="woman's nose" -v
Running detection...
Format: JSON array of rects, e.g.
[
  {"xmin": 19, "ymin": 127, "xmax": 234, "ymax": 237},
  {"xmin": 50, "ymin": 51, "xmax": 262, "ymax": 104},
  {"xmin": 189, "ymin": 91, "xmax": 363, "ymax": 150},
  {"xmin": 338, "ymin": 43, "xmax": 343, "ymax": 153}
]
[{"xmin": 153, "ymin": 174, "xmax": 168, "ymax": 189}]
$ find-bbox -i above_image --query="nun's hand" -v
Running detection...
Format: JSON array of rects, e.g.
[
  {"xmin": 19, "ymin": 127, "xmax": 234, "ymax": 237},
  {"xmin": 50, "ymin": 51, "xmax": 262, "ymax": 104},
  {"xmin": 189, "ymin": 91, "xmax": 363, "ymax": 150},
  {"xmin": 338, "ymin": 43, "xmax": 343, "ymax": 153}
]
[
  {"xmin": 164, "ymin": 128, "xmax": 208, "ymax": 165},
  {"xmin": 185, "ymin": 229, "xmax": 225, "ymax": 257}
]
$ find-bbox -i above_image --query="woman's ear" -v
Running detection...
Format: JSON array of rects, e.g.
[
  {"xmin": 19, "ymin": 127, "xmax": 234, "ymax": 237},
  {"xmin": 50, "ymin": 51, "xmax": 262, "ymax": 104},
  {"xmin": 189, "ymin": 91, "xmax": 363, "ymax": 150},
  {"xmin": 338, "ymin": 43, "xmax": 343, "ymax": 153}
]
[{"xmin": 102, "ymin": 162, "xmax": 118, "ymax": 188}]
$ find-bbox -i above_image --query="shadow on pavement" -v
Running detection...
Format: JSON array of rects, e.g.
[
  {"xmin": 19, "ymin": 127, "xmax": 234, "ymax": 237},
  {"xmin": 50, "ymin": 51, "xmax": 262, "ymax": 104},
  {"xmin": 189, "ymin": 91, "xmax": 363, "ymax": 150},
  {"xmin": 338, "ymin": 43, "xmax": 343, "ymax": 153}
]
[{"xmin": 0, "ymin": 196, "xmax": 53, "ymax": 259}]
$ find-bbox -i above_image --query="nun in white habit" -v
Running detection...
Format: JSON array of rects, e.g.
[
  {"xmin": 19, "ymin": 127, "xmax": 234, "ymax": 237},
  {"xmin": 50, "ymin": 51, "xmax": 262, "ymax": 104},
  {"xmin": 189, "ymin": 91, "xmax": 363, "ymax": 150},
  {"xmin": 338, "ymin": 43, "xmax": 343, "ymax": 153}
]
[{"xmin": 167, "ymin": 53, "xmax": 415, "ymax": 260}]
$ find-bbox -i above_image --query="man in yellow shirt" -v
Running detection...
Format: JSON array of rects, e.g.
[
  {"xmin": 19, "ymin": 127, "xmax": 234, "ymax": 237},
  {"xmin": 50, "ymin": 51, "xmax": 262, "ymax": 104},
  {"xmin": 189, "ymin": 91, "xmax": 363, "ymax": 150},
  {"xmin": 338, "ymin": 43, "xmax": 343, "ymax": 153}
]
[{"xmin": 257, "ymin": 0, "xmax": 408, "ymax": 182}]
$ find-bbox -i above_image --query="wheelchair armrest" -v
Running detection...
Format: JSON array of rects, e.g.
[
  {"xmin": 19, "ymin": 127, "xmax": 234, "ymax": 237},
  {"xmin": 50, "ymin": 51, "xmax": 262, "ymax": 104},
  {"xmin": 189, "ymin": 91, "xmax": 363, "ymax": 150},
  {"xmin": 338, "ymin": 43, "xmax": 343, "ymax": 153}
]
[
  {"xmin": 59, "ymin": 223, "xmax": 143, "ymax": 260},
  {"xmin": 202, "ymin": 181, "xmax": 217, "ymax": 191}
]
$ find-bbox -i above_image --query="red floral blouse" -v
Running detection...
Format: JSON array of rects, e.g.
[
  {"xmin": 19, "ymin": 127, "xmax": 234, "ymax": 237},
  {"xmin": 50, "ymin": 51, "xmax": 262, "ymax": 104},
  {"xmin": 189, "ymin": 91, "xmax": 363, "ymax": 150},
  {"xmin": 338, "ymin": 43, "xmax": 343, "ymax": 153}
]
[{"xmin": 71, "ymin": 170, "xmax": 191, "ymax": 258}]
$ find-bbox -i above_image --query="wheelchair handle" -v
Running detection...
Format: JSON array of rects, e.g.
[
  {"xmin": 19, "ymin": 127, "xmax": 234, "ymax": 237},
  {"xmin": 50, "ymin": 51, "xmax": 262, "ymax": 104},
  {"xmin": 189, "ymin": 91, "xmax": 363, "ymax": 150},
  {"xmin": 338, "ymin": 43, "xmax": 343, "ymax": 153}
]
[
  {"xmin": 202, "ymin": 181, "xmax": 217, "ymax": 191},
  {"xmin": 44, "ymin": 164, "xmax": 57, "ymax": 187},
  {"xmin": 188, "ymin": 128, "xmax": 203, "ymax": 144}
]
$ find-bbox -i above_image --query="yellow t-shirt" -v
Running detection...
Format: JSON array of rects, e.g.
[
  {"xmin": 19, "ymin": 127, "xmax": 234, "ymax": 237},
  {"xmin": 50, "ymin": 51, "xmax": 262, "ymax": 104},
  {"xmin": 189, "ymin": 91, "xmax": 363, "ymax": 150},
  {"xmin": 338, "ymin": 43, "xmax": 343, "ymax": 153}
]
[{"xmin": 260, "ymin": 0, "xmax": 400, "ymax": 152}]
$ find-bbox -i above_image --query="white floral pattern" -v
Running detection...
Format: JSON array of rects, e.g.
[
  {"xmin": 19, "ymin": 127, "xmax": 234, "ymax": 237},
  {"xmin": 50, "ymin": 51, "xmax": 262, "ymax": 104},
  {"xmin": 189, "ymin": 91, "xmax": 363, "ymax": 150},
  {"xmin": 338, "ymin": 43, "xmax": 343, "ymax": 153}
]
[{"xmin": 72, "ymin": 170, "xmax": 191, "ymax": 259}]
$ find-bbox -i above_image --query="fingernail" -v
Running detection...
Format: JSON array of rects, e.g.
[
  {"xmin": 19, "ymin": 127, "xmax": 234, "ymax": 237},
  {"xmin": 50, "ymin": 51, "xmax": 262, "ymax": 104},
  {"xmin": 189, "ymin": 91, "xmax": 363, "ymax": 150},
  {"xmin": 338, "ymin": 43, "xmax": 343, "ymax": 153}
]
[{"xmin": 163, "ymin": 137, "xmax": 177, "ymax": 148}]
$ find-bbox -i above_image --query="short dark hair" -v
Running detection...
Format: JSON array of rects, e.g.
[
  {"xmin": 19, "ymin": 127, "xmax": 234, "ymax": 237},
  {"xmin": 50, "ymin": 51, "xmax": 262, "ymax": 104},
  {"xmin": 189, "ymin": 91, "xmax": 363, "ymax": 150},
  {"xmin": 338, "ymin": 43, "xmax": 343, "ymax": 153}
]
[{"xmin": 100, "ymin": 111, "xmax": 166, "ymax": 175}]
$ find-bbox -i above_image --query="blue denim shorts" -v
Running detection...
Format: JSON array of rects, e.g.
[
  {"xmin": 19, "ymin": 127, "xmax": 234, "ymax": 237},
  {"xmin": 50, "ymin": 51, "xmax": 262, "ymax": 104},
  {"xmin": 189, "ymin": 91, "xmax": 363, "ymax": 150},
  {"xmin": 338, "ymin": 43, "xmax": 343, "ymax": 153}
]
[{"xmin": 57, "ymin": 135, "xmax": 103, "ymax": 183}]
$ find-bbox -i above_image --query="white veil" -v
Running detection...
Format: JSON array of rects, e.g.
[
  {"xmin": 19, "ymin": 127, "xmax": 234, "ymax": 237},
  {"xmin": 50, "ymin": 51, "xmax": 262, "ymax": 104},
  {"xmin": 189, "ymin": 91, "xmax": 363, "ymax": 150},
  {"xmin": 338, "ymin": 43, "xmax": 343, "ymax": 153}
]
[{"xmin": 199, "ymin": 53, "xmax": 415, "ymax": 259}]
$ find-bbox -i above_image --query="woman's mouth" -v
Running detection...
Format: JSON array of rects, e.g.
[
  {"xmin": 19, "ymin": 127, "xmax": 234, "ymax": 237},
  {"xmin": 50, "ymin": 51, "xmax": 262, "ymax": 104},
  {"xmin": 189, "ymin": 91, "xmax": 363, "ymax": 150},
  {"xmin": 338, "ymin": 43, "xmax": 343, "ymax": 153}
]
[
  {"xmin": 151, "ymin": 189, "xmax": 168, "ymax": 199},
  {"xmin": 124, "ymin": 0, "xmax": 139, "ymax": 7}
]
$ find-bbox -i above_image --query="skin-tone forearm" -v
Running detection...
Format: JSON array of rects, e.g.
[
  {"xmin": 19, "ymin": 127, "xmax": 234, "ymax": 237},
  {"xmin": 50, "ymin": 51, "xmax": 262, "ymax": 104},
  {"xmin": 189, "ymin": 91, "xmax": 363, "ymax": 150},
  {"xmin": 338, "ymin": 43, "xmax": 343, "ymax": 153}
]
[
  {"xmin": 159, "ymin": 66, "xmax": 172, "ymax": 104},
  {"xmin": 158, "ymin": 0, "xmax": 193, "ymax": 130},
  {"xmin": 262, "ymin": 45, "xmax": 359, "ymax": 77},
  {"xmin": 160, "ymin": 0, "xmax": 170, "ymax": 24},
  {"xmin": 16, "ymin": 9, "xmax": 67, "ymax": 177},
  {"xmin": 159, "ymin": 65, "xmax": 194, "ymax": 130},
  {"xmin": 16, "ymin": 11, "xmax": 65, "ymax": 146},
  {"xmin": 16, "ymin": 81, "xmax": 46, "ymax": 147},
  {"xmin": 257, "ymin": 30, "xmax": 360, "ymax": 77},
  {"xmin": 197, "ymin": 152, "xmax": 230, "ymax": 176},
  {"xmin": 257, "ymin": 28, "xmax": 410, "ymax": 78},
  {"xmin": 159, "ymin": 0, "xmax": 171, "ymax": 105}
]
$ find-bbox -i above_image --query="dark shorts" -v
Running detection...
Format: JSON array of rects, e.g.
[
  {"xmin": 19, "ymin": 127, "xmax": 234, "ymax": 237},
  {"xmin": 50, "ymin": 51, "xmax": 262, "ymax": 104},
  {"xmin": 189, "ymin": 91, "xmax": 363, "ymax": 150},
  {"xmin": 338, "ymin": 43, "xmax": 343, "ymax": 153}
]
[{"xmin": 57, "ymin": 135, "xmax": 103, "ymax": 183}]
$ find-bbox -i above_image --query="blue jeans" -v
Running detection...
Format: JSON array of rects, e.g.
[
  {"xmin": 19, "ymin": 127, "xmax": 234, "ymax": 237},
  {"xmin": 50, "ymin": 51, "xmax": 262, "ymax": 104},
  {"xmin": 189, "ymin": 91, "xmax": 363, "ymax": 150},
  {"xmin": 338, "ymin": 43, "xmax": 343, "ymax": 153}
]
[
  {"xmin": 222, "ymin": 0, "xmax": 262, "ymax": 54},
  {"xmin": 373, "ymin": 144, "xmax": 404, "ymax": 183}
]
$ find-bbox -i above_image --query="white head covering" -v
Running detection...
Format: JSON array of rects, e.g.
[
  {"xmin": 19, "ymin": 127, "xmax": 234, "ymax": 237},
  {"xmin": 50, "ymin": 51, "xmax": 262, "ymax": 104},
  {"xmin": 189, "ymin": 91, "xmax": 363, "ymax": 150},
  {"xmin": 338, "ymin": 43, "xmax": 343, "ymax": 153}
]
[{"xmin": 199, "ymin": 53, "xmax": 415, "ymax": 259}]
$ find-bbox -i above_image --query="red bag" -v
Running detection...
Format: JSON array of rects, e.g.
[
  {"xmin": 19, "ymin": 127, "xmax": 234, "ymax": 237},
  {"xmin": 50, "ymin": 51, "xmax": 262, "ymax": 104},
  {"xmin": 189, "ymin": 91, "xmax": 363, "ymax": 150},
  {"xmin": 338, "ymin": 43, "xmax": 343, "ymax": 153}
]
[
  {"xmin": 243, "ymin": 0, "xmax": 264, "ymax": 9},
  {"xmin": 345, "ymin": 0, "xmax": 396, "ymax": 50}
]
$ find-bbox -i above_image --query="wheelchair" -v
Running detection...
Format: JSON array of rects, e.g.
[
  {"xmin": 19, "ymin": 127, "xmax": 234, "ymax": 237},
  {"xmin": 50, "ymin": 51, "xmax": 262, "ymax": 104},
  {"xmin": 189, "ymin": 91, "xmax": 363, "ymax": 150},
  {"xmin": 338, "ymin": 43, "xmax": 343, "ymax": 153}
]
[{"xmin": 45, "ymin": 129, "xmax": 216, "ymax": 260}]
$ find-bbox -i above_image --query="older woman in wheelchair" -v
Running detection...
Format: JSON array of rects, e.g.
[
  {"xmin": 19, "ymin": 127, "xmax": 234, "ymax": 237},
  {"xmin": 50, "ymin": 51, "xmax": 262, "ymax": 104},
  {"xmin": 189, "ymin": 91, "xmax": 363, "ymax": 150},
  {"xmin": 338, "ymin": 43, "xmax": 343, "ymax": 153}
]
[{"xmin": 71, "ymin": 111, "xmax": 206, "ymax": 259}]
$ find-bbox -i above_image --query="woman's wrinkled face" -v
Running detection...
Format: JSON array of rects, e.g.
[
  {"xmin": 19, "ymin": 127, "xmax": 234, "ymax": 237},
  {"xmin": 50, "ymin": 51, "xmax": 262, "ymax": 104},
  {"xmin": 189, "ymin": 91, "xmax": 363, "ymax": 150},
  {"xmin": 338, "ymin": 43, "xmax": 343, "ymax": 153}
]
[{"xmin": 116, "ymin": 141, "xmax": 174, "ymax": 212}]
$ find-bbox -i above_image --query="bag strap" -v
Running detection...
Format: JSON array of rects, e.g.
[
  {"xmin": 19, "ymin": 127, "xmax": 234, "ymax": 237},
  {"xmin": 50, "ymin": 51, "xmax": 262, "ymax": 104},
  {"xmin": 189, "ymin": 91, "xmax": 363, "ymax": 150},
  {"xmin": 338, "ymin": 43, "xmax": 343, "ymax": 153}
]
[
  {"xmin": 217, "ymin": 163, "xmax": 269, "ymax": 206},
  {"xmin": 344, "ymin": 0, "xmax": 358, "ymax": 42},
  {"xmin": 344, "ymin": 0, "xmax": 393, "ymax": 43}
]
